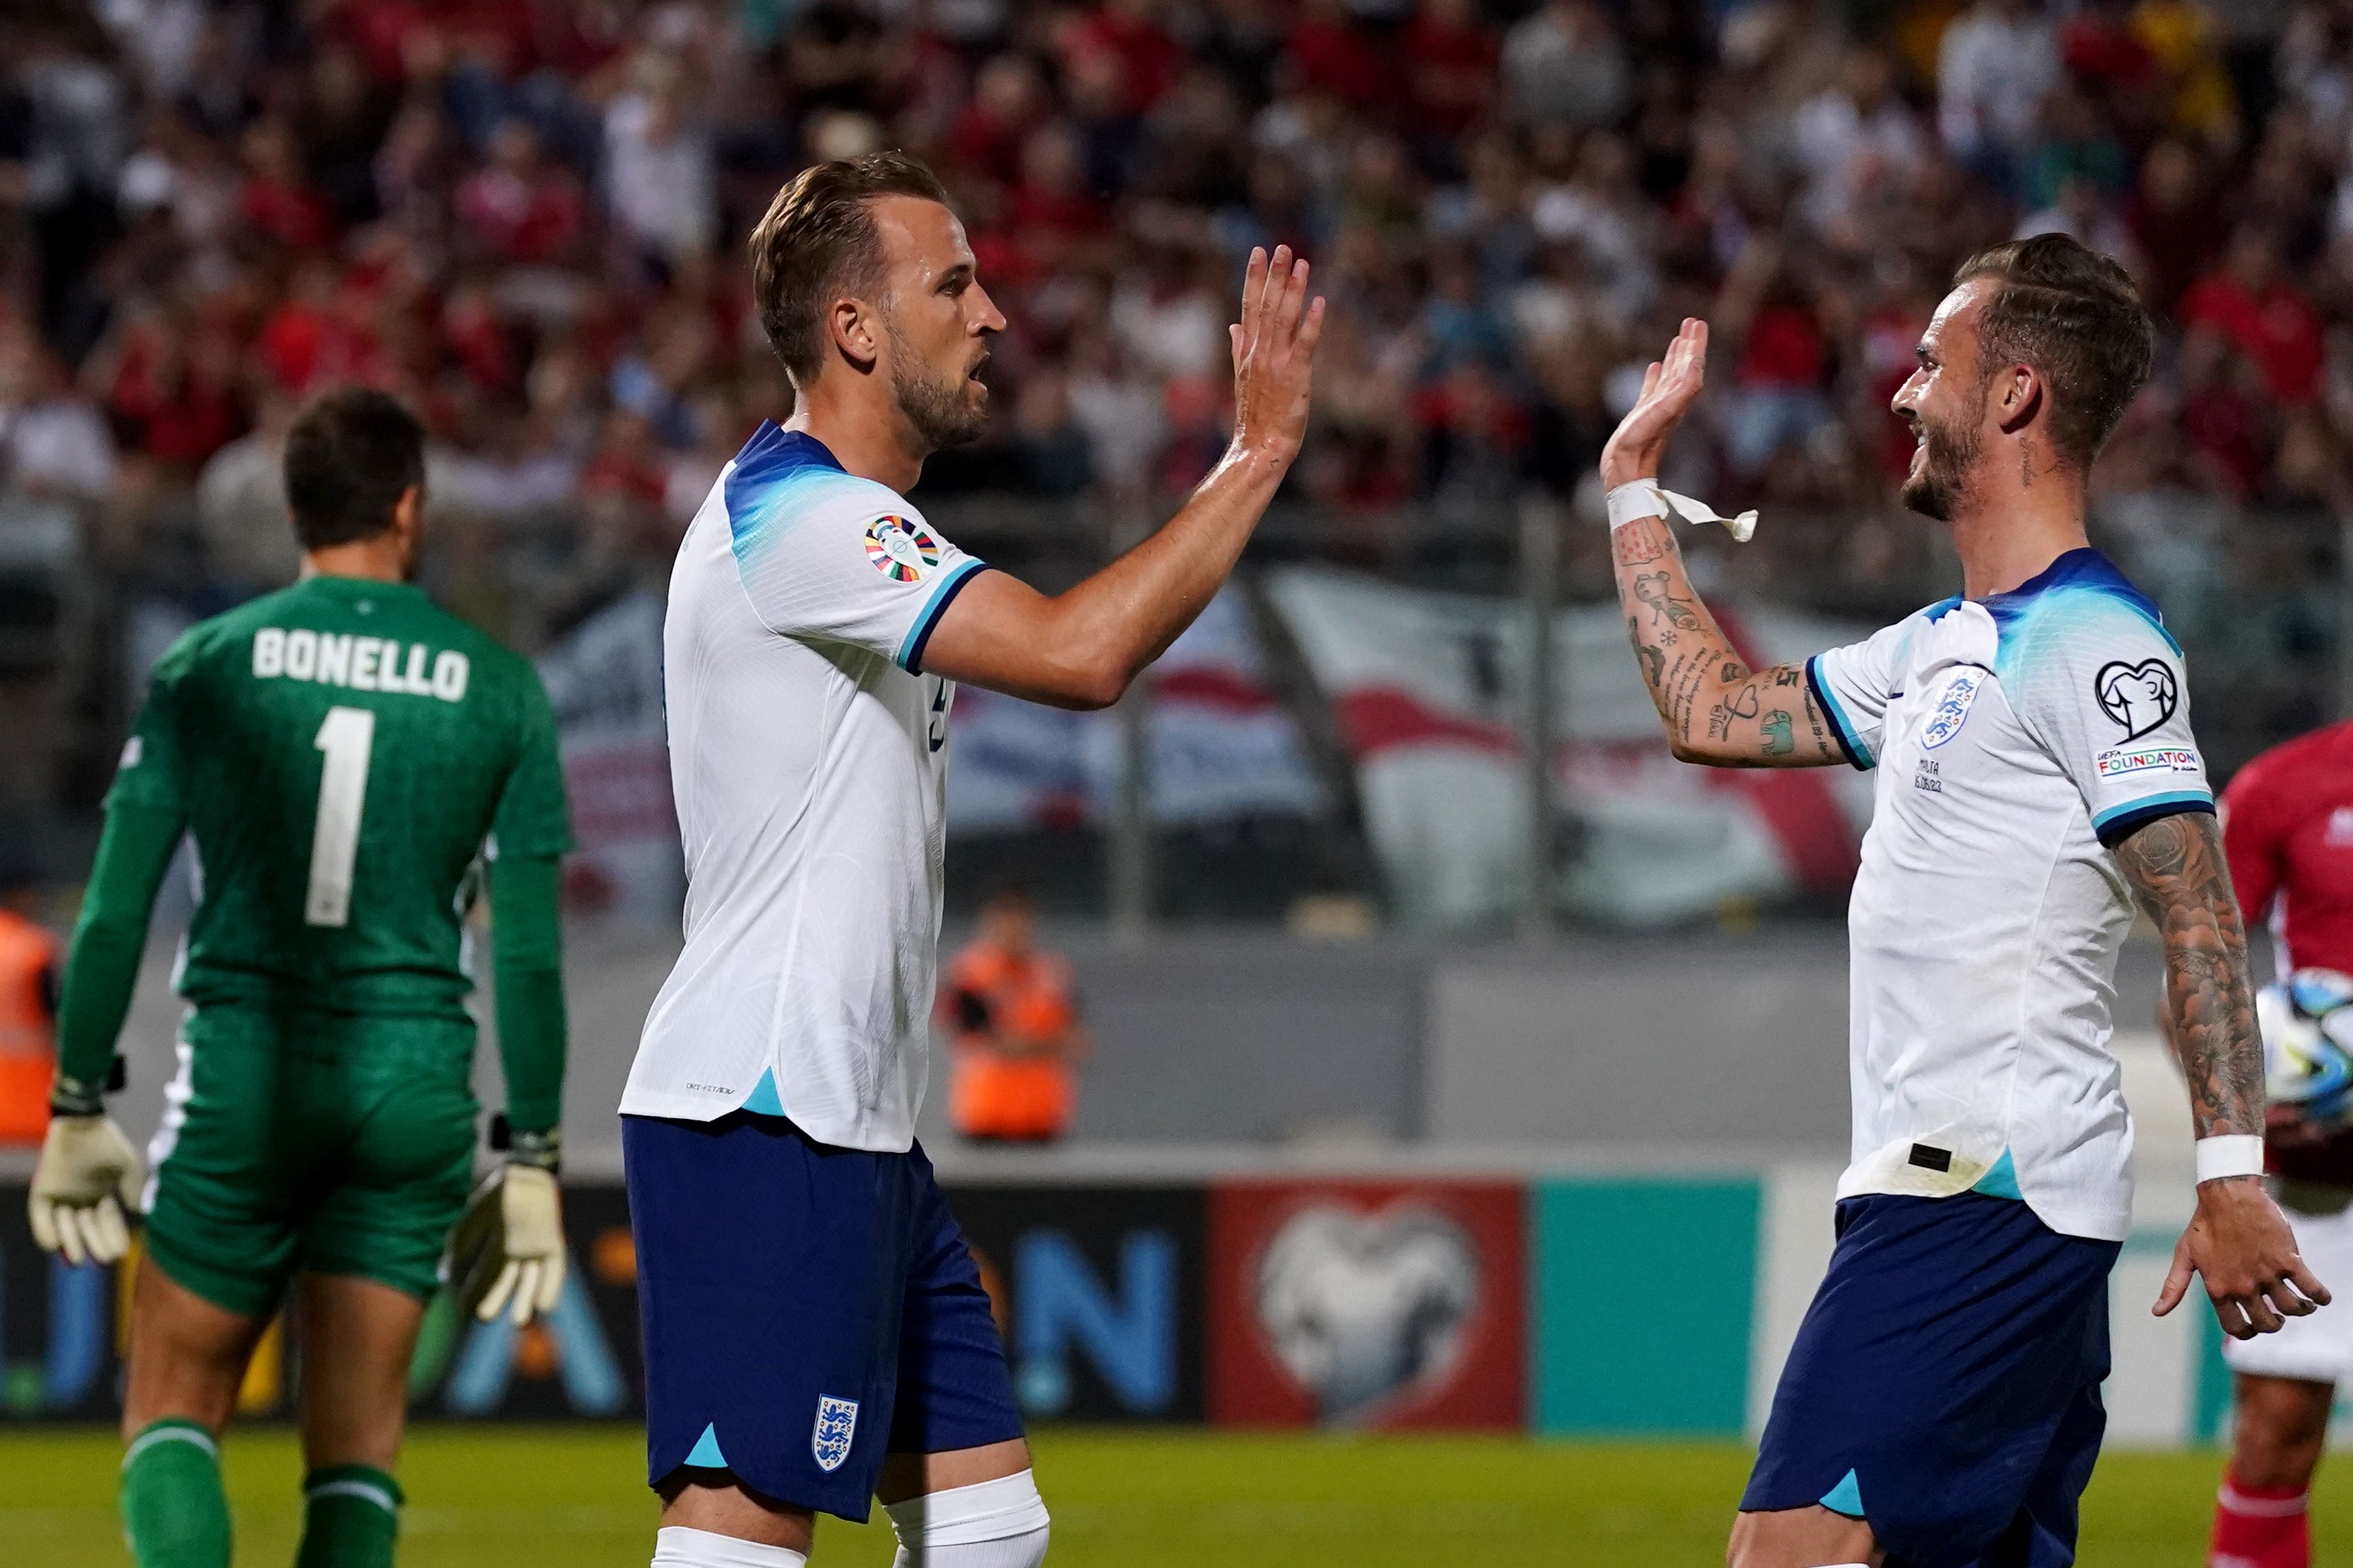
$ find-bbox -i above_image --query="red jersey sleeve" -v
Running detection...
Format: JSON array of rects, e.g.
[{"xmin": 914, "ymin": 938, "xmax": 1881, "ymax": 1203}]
[{"xmin": 2221, "ymin": 756, "xmax": 2287, "ymax": 924}]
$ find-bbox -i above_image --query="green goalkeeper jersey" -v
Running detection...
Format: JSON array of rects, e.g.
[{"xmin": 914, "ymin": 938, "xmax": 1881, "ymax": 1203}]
[{"xmin": 109, "ymin": 574, "xmax": 572, "ymax": 1016}]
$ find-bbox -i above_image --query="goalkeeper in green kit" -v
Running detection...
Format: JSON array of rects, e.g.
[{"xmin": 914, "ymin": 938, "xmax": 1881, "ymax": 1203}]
[{"xmin": 26, "ymin": 387, "xmax": 573, "ymax": 1568}]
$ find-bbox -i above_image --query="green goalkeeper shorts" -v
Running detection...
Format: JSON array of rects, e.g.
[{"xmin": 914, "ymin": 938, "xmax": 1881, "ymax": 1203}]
[{"xmin": 143, "ymin": 1004, "xmax": 480, "ymax": 1318}]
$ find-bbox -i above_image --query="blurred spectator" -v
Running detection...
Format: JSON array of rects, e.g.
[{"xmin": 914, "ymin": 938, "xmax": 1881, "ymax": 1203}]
[
  {"xmin": 603, "ymin": 55, "xmax": 715, "ymax": 268},
  {"xmin": 0, "ymin": 331, "xmax": 113, "ymax": 502},
  {"xmin": 2134, "ymin": 0, "xmax": 2240, "ymax": 145},
  {"xmin": 1529, "ymin": 132, "xmax": 1657, "ymax": 326},
  {"xmin": 1283, "ymin": 0, "xmax": 1395, "ymax": 122},
  {"xmin": 193, "ymin": 389, "xmax": 300, "ymax": 595},
  {"xmin": 2020, "ymin": 85, "xmax": 2132, "ymax": 212},
  {"xmin": 455, "ymin": 120, "xmax": 586, "ymax": 268},
  {"xmin": 1709, "ymin": 231, "xmax": 1837, "ymax": 483},
  {"xmin": 236, "ymin": 117, "xmax": 335, "ymax": 252},
  {"xmin": 2181, "ymin": 224, "xmax": 2326, "ymax": 405},
  {"xmin": 1791, "ymin": 46, "xmax": 1926, "ymax": 241},
  {"xmin": 2016, "ymin": 172, "xmax": 2137, "ymax": 262},
  {"xmin": 1401, "ymin": 0, "xmax": 1499, "ymax": 149},
  {"xmin": 1010, "ymin": 369, "xmax": 1097, "ymax": 496},
  {"xmin": 942, "ymin": 888, "xmax": 1089, "ymax": 1145},
  {"xmin": 1939, "ymin": 0, "xmax": 2063, "ymax": 177},
  {"xmin": 2177, "ymin": 322, "xmax": 2270, "ymax": 497},
  {"xmin": 1064, "ymin": 0, "xmax": 1187, "ymax": 118},
  {"xmin": 251, "ymin": 255, "xmax": 379, "ymax": 396},
  {"xmin": 953, "ymin": 53, "xmax": 1051, "ymax": 187},
  {"xmin": 2125, "ymin": 136, "xmax": 2220, "ymax": 312},
  {"xmin": 2059, "ymin": 0, "xmax": 2168, "ymax": 140},
  {"xmin": 1503, "ymin": 0, "xmax": 1631, "ymax": 132},
  {"xmin": 1067, "ymin": 325, "xmax": 1167, "ymax": 498}
]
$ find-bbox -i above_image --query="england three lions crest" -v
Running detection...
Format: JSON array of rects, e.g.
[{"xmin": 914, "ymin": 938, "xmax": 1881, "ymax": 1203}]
[
  {"xmin": 812, "ymin": 1395, "xmax": 859, "ymax": 1472},
  {"xmin": 1921, "ymin": 667, "xmax": 1985, "ymax": 749}
]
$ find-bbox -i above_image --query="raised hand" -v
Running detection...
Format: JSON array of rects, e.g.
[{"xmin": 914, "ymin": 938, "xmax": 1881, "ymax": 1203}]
[
  {"xmin": 1600, "ymin": 317, "xmax": 1709, "ymax": 490},
  {"xmin": 1228, "ymin": 244, "xmax": 1326, "ymax": 467}
]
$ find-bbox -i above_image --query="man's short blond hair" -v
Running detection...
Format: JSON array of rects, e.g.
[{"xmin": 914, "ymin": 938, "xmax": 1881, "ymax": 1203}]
[{"xmin": 748, "ymin": 151, "xmax": 953, "ymax": 385}]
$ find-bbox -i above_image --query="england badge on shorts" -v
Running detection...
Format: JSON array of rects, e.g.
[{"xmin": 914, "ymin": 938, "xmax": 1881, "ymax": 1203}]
[{"xmin": 812, "ymin": 1395, "xmax": 859, "ymax": 1473}]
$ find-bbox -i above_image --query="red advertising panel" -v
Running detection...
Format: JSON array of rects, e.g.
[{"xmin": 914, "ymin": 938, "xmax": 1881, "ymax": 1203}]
[{"xmin": 1205, "ymin": 1179, "xmax": 1524, "ymax": 1429}]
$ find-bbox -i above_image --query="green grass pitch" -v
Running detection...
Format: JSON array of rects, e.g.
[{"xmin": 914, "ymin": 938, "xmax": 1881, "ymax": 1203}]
[{"xmin": 0, "ymin": 1426, "xmax": 2320, "ymax": 1564}]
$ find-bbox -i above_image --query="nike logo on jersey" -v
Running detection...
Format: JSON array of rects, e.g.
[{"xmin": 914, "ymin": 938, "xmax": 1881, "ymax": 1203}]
[{"xmin": 252, "ymin": 627, "xmax": 471, "ymax": 703}]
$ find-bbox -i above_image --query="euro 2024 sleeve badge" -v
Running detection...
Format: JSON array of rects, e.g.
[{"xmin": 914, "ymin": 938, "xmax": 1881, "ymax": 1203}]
[{"xmin": 865, "ymin": 515, "xmax": 940, "ymax": 583}]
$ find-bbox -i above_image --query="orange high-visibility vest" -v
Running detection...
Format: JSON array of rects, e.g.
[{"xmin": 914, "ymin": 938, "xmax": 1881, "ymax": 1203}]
[
  {"xmin": 942, "ymin": 943, "xmax": 1077, "ymax": 1141},
  {"xmin": 0, "ymin": 909, "xmax": 59, "ymax": 1145}
]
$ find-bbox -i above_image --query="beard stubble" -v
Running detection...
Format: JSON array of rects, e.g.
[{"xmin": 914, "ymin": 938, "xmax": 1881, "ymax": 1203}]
[
  {"xmin": 888, "ymin": 317, "xmax": 990, "ymax": 450},
  {"xmin": 1898, "ymin": 382, "xmax": 1986, "ymax": 523}
]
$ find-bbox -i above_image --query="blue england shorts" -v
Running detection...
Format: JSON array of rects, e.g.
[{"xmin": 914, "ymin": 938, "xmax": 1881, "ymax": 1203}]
[
  {"xmin": 1741, "ymin": 1192, "xmax": 2121, "ymax": 1568},
  {"xmin": 623, "ymin": 1111, "xmax": 1024, "ymax": 1521}
]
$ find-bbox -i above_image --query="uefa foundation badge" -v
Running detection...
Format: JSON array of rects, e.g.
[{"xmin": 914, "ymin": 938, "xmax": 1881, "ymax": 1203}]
[{"xmin": 865, "ymin": 515, "xmax": 940, "ymax": 582}]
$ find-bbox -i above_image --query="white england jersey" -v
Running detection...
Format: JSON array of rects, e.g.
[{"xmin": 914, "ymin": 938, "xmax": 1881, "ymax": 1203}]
[
  {"xmin": 622, "ymin": 423, "xmax": 987, "ymax": 1150},
  {"xmin": 1809, "ymin": 548, "xmax": 2213, "ymax": 1241}
]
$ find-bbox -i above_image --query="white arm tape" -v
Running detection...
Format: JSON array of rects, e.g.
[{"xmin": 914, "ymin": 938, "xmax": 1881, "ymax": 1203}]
[
  {"xmin": 2196, "ymin": 1134, "xmax": 2265, "ymax": 1184},
  {"xmin": 1604, "ymin": 477, "xmax": 1758, "ymax": 542}
]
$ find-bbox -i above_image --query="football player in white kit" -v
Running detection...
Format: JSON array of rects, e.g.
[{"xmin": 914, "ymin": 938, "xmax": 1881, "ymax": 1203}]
[
  {"xmin": 1601, "ymin": 234, "xmax": 2325, "ymax": 1568},
  {"xmin": 621, "ymin": 153, "xmax": 1321, "ymax": 1568}
]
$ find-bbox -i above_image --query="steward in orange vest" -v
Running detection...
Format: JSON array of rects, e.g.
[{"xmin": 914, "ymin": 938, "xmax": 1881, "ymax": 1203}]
[
  {"xmin": 0, "ymin": 880, "xmax": 61, "ymax": 1146},
  {"xmin": 940, "ymin": 891, "xmax": 1088, "ymax": 1143}
]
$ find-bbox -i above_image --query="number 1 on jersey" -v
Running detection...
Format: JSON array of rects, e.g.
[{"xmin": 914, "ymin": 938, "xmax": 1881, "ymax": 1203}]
[{"xmin": 307, "ymin": 705, "xmax": 375, "ymax": 927}]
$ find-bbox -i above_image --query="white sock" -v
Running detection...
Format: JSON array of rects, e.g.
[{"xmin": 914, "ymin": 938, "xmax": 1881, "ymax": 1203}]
[
  {"xmin": 651, "ymin": 1524, "xmax": 808, "ymax": 1567},
  {"xmin": 885, "ymin": 1469, "xmax": 1051, "ymax": 1567}
]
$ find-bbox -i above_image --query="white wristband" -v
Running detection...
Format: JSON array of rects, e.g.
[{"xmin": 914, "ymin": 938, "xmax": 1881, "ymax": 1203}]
[
  {"xmin": 1604, "ymin": 477, "xmax": 1759, "ymax": 542},
  {"xmin": 2196, "ymin": 1134, "xmax": 2265, "ymax": 1184}
]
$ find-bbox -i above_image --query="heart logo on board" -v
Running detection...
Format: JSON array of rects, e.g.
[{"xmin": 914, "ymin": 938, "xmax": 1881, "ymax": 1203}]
[
  {"xmin": 1252, "ymin": 1203, "xmax": 1478, "ymax": 1423},
  {"xmin": 2094, "ymin": 658, "xmax": 2178, "ymax": 741}
]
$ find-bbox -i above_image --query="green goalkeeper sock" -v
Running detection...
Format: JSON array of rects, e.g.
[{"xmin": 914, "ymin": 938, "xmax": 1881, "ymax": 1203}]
[
  {"xmin": 295, "ymin": 1464, "xmax": 403, "ymax": 1568},
  {"xmin": 121, "ymin": 1419, "xmax": 231, "ymax": 1568}
]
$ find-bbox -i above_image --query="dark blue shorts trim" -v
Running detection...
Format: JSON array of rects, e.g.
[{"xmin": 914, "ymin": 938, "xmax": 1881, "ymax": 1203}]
[
  {"xmin": 1743, "ymin": 1193, "xmax": 2120, "ymax": 1568},
  {"xmin": 623, "ymin": 1112, "xmax": 1023, "ymax": 1522}
]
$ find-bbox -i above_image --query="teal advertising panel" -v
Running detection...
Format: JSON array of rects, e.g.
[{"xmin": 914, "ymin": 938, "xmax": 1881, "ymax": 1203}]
[{"xmin": 1533, "ymin": 1177, "xmax": 1761, "ymax": 1436}]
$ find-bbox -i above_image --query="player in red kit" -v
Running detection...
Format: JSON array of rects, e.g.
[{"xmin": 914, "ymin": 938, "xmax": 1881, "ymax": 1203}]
[{"xmin": 2210, "ymin": 719, "xmax": 2353, "ymax": 1568}]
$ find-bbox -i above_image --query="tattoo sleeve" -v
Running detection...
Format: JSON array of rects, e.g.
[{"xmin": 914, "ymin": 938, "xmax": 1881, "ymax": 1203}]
[
  {"xmin": 1609, "ymin": 515, "xmax": 1847, "ymax": 768},
  {"xmin": 2111, "ymin": 811, "xmax": 2263, "ymax": 1140}
]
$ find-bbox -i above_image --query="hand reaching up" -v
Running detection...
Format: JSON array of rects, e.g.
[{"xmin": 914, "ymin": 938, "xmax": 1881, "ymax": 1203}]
[
  {"xmin": 1600, "ymin": 317, "xmax": 1709, "ymax": 490},
  {"xmin": 1227, "ymin": 244, "xmax": 1326, "ymax": 467}
]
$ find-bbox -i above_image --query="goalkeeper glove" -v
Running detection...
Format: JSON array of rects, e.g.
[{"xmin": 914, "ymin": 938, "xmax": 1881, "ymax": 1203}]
[
  {"xmin": 28, "ymin": 1111, "xmax": 143, "ymax": 1266},
  {"xmin": 448, "ymin": 1124, "xmax": 565, "ymax": 1326}
]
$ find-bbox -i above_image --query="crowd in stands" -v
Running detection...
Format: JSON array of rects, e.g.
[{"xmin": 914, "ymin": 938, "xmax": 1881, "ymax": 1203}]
[{"xmin": 0, "ymin": 0, "xmax": 2346, "ymax": 637}]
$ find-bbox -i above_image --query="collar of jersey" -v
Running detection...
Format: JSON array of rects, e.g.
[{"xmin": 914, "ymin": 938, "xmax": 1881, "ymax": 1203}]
[
  {"xmin": 729, "ymin": 422, "xmax": 845, "ymax": 489},
  {"xmin": 724, "ymin": 423, "xmax": 854, "ymax": 551},
  {"xmin": 297, "ymin": 573, "xmax": 425, "ymax": 598},
  {"xmin": 1981, "ymin": 547, "xmax": 2128, "ymax": 605},
  {"xmin": 1919, "ymin": 548, "xmax": 2163, "ymax": 626}
]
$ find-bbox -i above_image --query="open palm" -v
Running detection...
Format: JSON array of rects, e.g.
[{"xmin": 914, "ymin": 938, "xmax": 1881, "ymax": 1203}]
[
  {"xmin": 1600, "ymin": 317, "xmax": 1709, "ymax": 490},
  {"xmin": 1229, "ymin": 243, "xmax": 1326, "ymax": 463}
]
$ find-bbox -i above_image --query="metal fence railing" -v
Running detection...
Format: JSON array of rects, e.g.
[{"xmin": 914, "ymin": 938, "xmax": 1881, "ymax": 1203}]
[{"xmin": 3, "ymin": 482, "xmax": 2345, "ymax": 927}]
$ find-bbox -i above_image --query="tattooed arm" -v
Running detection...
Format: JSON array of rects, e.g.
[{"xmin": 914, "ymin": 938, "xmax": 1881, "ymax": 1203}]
[
  {"xmin": 1611, "ymin": 516, "xmax": 1845, "ymax": 768},
  {"xmin": 2116, "ymin": 809, "xmax": 2332, "ymax": 1337},
  {"xmin": 2113, "ymin": 811, "xmax": 2262, "ymax": 1140},
  {"xmin": 1600, "ymin": 318, "xmax": 1846, "ymax": 769}
]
